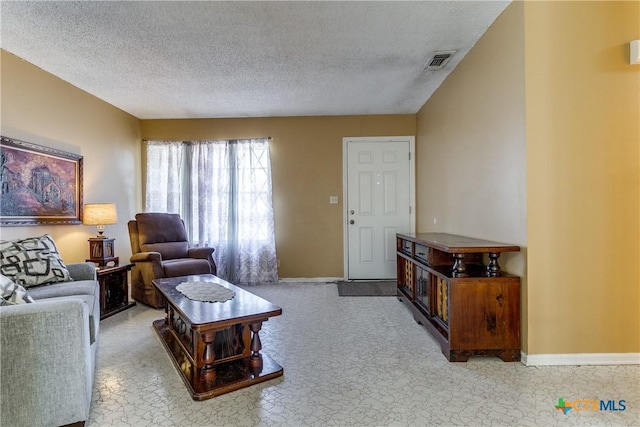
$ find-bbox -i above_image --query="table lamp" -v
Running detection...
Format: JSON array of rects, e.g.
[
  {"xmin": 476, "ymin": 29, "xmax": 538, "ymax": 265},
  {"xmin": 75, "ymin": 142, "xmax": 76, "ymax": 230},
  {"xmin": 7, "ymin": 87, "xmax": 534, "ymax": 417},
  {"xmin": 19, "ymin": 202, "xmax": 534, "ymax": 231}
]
[{"xmin": 83, "ymin": 203, "xmax": 119, "ymax": 267}]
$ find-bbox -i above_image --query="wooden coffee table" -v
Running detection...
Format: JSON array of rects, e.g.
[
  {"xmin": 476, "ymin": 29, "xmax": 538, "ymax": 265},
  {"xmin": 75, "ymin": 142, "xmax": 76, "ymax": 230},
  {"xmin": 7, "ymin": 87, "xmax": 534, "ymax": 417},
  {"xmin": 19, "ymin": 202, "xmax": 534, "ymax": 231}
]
[{"xmin": 152, "ymin": 274, "xmax": 283, "ymax": 400}]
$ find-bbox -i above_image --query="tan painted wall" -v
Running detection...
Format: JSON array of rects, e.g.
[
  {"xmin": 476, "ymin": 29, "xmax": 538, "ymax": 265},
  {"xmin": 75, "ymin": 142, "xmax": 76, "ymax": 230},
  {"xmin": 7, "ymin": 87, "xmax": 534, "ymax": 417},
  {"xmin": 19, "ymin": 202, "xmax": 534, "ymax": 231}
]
[
  {"xmin": 417, "ymin": 0, "xmax": 640, "ymax": 355},
  {"xmin": 524, "ymin": 1, "xmax": 639, "ymax": 354},
  {"xmin": 0, "ymin": 50, "xmax": 142, "ymax": 263},
  {"xmin": 416, "ymin": 3, "xmax": 528, "ymax": 346},
  {"xmin": 140, "ymin": 116, "xmax": 416, "ymax": 278}
]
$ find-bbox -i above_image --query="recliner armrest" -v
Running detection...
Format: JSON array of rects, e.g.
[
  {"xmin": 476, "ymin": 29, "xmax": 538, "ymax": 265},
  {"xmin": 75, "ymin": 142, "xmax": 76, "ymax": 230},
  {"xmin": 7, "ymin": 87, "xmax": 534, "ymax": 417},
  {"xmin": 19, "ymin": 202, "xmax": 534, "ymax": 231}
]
[
  {"xmin": 188, "ymin": 247, "xmax": 216, "ymax": 275},
  {"xmin": 130, "ymin": 251, "xmax": 163, "ymax": 263},
  {"xmin": 129, "ymin": 251, "xmax": 165, "ymax": 283},
  {"xmin": 188, "ymin": 246, "xmax": 215, "ymax": 259}
]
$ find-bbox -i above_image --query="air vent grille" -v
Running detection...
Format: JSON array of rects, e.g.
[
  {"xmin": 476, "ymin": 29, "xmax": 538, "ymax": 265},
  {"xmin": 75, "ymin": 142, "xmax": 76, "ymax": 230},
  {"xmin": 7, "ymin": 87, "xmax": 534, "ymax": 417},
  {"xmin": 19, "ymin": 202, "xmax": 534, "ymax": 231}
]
[{"xmin": 423, "ymin": 50, "xmax": 457, "ymax": 71}]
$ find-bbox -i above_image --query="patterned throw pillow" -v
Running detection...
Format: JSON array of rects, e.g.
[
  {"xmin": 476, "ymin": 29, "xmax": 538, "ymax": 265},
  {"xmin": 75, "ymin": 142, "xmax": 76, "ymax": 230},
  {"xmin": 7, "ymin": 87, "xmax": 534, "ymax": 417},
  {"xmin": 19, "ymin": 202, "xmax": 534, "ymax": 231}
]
[
  {"xmin": 0, "ymin": 235, "xmax": 72, "ymax": 288},
  {"xmin": 0, "ymin": 274, "xmax": 34, "ymax": 305}
]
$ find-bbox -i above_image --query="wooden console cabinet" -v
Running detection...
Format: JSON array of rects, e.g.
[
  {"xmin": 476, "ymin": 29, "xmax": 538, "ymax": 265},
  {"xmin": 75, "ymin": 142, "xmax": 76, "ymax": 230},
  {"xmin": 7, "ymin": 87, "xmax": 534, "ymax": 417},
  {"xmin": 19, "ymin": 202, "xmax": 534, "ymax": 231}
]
[{"xmin": 396, "ymin": 233, "xmax": 521, "ymax": 362}]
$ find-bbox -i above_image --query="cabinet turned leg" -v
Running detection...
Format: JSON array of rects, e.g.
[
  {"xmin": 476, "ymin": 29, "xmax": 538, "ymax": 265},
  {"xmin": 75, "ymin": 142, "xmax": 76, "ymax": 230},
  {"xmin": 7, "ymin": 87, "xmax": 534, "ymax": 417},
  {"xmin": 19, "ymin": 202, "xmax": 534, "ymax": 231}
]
[
  {"xmin": 200, "ymin": 331, "xmax": 217, "ymax": 382},
  {"xmin": 452, "ymin": 253, "xmax": 468, "ymax": 277},
  {"xmin": 486, "ymin": 252, "xmax": 502, "ymax": 277},
  {"xmin": 248, "ymin": 322, "xmax": 264, "ymax": 369}
]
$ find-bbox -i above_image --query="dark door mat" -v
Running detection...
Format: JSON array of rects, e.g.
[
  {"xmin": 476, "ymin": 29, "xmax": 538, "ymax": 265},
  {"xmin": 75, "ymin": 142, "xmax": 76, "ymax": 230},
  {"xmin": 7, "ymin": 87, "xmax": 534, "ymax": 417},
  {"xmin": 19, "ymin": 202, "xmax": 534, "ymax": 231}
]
[{"xmin": 336, "ymin": 280, "xmax": 397, "ymax": 296}]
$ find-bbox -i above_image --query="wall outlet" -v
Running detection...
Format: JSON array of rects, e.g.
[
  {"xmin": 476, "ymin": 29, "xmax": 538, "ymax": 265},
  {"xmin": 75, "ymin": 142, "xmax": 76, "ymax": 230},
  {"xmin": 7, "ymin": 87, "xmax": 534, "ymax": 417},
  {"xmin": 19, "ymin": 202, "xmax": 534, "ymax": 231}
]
[
  {"xmin": 277, "ymin": 259, "xmax": 281, "ymax": 268},
  {"xmin": 329, "ymin": 196, "xmax": 339, "ymax": 204}
]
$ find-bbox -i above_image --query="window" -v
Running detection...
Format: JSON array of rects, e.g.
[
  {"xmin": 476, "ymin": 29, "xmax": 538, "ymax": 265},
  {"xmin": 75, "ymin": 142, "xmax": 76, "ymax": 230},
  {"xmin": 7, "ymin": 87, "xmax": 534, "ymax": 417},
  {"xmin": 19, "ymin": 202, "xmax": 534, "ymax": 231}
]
[{"xmin": 145, "ymin": 138, "xmax": 278, "ymax": 284}]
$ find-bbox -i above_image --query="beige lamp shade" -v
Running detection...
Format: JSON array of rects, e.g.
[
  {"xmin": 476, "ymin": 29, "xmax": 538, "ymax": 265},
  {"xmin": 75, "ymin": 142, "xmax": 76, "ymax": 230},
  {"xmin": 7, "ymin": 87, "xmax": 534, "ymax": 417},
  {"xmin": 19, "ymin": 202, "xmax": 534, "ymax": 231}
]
[{"xmin": 83, "ymin": 203, "xmax": 118, "ymax": 237}]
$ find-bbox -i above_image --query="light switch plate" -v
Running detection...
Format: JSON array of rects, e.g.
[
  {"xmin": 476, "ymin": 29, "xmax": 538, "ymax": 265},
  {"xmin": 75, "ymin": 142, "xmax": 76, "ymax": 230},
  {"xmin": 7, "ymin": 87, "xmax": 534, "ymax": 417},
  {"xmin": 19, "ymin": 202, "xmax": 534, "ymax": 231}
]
[{"xmin": 329, "ymin": 196, "xmax": 339, "ymax": 204}]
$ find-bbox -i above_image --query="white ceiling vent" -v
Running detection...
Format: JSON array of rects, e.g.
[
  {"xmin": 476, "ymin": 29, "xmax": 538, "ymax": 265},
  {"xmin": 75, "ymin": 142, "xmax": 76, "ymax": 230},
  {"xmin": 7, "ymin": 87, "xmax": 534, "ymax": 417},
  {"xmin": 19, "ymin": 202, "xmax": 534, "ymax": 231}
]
[{"xmin": 423, "ymin": 50, "xmax": 457, "ymax": 71}]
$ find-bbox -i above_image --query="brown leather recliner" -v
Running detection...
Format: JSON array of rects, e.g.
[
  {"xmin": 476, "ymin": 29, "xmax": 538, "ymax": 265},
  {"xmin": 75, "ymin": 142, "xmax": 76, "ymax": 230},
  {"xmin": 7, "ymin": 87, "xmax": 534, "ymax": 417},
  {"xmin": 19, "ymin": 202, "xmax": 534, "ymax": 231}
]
[{"xmin": 128, "ymin": 212, "xmax": 216, "ymax": 308}]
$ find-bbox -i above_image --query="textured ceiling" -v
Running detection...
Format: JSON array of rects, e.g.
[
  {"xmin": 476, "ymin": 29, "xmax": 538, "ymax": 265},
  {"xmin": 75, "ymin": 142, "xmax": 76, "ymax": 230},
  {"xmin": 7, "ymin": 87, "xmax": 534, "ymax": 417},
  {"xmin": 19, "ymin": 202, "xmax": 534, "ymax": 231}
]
[{"xmin": 0, "ymin": 1, "xmax": 510, "ymax": 119}]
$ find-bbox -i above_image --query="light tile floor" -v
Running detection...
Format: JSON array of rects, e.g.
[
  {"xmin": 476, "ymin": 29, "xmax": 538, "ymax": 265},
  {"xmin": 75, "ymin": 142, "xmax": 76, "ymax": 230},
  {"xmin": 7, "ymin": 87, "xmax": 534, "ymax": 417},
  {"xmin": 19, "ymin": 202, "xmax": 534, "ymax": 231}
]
[{"xmin": 90, "ymin": 282, "xmax": 639, "ymax": 426}]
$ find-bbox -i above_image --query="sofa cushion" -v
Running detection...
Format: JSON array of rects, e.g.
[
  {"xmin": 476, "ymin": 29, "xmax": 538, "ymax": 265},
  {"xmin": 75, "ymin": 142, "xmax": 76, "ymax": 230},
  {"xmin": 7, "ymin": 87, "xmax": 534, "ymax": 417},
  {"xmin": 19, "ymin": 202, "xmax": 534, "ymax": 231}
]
[
  {"xmin": 0, "ymin": 274, "xmax": 34, "ymax": 305},
  {"xmin": 0, "ymin": 235, "xmax": 72, "ymax": 288},
  {"xmin": 27, "ymin": 280, "xmax": 98, "ymax": 300}
]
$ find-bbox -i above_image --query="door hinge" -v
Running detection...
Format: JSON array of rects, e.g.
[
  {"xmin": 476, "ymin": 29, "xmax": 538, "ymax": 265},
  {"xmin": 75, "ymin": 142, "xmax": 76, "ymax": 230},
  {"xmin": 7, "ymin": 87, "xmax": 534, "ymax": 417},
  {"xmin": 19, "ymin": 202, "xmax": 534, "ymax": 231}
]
[
  {"xmin": 409, "ymin": 206, "xmax": 412, "ymax": 214},
  {"xmin": 409, "ymin": 152, "xmax": 412, "ymax": 160}
]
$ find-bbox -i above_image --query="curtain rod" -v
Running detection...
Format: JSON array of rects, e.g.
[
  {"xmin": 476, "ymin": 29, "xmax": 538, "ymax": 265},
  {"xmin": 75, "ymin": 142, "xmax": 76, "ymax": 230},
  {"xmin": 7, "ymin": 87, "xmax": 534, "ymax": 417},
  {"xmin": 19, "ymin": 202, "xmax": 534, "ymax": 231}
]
[{"xmin": 142, "ymin": 137, "xmax": 272, "ymax": 142}]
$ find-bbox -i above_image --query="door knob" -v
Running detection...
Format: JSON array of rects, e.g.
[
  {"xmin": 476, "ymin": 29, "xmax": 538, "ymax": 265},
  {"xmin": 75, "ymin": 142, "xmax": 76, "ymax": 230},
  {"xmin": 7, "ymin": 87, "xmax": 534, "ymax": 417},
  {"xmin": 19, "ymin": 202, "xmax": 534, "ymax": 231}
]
[
  {"xmin": 349, "ymin": 220, "xmax": 355, "ymax": 225},
  {"xmin": 350, "ymin": 210, "xmax": 355, "ymax": 215}
]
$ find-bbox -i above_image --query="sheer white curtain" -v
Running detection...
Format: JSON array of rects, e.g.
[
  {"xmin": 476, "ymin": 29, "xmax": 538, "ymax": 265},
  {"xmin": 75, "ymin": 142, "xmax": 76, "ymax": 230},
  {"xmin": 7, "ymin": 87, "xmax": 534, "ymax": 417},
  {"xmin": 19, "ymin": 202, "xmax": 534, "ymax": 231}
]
[
  {"xmin": 145, "ymin": 139, "xmax": 278, "ymax": 284},
  {"xmin": 145, "ymin": 140, "xmax": 183, "ymax": 213}
]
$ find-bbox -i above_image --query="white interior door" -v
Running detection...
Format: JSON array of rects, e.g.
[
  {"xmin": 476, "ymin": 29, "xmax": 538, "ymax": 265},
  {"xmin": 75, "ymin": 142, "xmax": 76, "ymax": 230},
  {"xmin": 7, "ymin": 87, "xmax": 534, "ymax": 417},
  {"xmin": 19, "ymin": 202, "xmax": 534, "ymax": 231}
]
[{"xmin": 343, "ymin": 137, "xmax": 414, "ymax": 280}]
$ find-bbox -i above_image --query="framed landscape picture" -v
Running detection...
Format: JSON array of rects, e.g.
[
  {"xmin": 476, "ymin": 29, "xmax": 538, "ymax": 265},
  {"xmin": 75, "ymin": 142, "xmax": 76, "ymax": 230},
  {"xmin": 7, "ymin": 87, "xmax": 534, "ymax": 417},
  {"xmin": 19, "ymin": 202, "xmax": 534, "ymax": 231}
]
[{"xmin": 0, "ymin": 136, "xmax": 83, "ymax": 225}]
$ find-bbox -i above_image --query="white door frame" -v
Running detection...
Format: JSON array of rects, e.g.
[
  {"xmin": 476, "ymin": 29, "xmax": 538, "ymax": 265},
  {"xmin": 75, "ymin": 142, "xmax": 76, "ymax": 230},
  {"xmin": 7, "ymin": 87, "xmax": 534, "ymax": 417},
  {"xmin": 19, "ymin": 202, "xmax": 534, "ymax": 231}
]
[{"xmin": 342, "ymin": 136, "xmax": 416, "ymax": 280}]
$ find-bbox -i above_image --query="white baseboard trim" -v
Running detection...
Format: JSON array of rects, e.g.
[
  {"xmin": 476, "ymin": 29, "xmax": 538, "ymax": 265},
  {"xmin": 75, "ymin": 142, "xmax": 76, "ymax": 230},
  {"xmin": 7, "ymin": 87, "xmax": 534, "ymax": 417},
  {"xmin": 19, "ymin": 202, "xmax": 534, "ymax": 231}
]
[
  {"xmin": 522, "ymin": 352, "xmax": 640, "ymax": 366},
  {"xmin": 278, "ymin": 277, "xmax": 343, "ymax": 283}
]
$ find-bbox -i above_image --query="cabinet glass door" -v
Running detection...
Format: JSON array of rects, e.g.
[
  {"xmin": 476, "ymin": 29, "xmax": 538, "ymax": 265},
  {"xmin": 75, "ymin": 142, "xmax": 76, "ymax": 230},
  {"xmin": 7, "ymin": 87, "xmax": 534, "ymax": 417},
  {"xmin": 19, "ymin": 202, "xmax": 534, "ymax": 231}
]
[{"xmin": 416, "ymin": 267, "xmax": 430, "ymax": 315}]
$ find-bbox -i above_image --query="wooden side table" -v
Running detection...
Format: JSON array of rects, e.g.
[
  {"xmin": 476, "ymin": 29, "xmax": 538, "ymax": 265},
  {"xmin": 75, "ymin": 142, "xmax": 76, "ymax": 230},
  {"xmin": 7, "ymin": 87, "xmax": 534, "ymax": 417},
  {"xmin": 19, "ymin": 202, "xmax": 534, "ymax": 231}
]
[{"xmin": 97, "ymin": 263, "xmax": 136, "ymax": 320}]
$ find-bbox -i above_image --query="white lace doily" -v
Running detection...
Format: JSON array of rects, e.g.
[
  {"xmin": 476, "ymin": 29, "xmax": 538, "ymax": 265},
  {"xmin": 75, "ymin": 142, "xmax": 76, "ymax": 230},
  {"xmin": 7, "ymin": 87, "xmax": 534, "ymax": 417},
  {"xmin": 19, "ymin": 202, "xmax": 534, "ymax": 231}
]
[{"xmin": 176, "ymin": 280, "xmax": 235, "ymax": 303}]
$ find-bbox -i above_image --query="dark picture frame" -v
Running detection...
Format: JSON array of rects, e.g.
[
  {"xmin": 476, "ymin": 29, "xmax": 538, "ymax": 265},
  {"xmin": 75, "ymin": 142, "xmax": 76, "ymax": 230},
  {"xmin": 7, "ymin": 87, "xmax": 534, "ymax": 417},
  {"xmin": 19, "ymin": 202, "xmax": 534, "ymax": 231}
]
[{"xmin": 0, "ymin": 136, "xmax": 83, "ymax": 225}]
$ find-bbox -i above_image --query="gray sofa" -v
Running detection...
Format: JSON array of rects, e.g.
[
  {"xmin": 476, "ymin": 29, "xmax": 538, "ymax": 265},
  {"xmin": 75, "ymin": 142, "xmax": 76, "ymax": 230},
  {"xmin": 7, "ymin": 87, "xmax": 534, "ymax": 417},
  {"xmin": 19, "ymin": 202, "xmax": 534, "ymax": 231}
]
[{"xmin": 0, "ymin": 262, "xmax": 100, "ymax": 427}]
